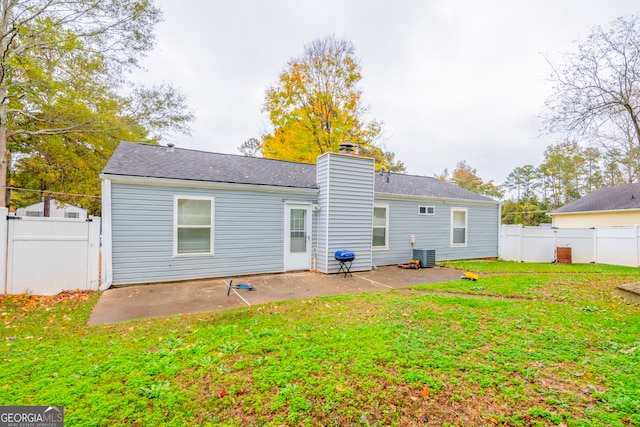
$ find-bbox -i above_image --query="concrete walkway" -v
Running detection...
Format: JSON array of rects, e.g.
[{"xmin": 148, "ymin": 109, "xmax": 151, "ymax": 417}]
[{"xmin": 86, "ymin": 266, "xmax": 463, "ymax": 325}]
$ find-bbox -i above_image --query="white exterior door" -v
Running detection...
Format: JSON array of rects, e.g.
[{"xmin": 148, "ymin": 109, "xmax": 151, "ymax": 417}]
[{"xmin": 284, "ymin": 204, "xmax": 311, "ymax": 271}]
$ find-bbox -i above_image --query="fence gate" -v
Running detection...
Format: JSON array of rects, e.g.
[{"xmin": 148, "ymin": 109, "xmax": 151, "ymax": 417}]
[{"xmin": 2, "ymin": 213, "xmax": 101, "ymax": 295}]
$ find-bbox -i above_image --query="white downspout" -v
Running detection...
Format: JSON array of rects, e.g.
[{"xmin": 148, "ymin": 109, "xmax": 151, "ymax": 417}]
[{"xmin": 100, "ymin": 178, "xmax": 113, "ymax": 290}]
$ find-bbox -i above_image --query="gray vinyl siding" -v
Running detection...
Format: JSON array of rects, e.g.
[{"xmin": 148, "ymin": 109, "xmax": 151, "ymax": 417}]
[
  {"xmin": 317, "ymin": 153, "xmax": 375, "ymax": 273},
  {"xmin": 372, "ymin": 198, "xmax": 499, "ymax": 267},
  {"xmin": 440, "ymin": 203, "xmax": 500, "ymax": 260},
  {"xmin": 110, "ymin": 182, "xmax": 316, "ymax": 285},
  {"xmin": 316, "ymin": 159, "xmax": 329, "ymax": 272}
]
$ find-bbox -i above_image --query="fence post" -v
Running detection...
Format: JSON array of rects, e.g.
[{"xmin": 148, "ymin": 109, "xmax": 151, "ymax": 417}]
[
  {"xmin": 517, "ymin": 224, "xmax": 523, "ymax": 262},
  {"xmin": 497, "ymin": 203, "xmax": 502, "ymax": 260},
  {"xmin": 636, "ymin": 225, "xmax": 640, "ymax": 268},
  {"xmin": 0, "ymin": 208, "xmax": 7, "ymax": 294},
  {"xmin": 86, "ymin": 217, "xmax": 101, "ymax": 290},
  {"xmin": 593, "ymin": 227, "xmax": 598, "ymax": 264}
]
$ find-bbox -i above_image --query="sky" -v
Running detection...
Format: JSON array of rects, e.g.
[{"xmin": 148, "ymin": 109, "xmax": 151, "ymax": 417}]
[{"xmin": 131, "ymin": 0, "xmax": 640, "ymax": 186}]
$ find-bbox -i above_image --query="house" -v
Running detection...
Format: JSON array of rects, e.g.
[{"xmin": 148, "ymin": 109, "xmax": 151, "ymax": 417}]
[
  {"xmin": 100, "ymin": 142, "xmax": 501, "ymax": 287},
  {"xmin": 15, "ymin": 198, "xmax": 88, "ymax": 219},
  {"xmin": 549, "ymin": 183, "xmax": 640, "ymax": 227}
]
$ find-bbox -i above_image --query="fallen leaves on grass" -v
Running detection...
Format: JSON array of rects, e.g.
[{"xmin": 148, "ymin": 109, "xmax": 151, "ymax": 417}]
[{"xmin": 0, "ymin": 290, "xmax": 94, "ymax": 312}]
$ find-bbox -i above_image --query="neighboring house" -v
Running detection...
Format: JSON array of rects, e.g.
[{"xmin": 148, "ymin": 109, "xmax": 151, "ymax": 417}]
[
  {"xmin": 549, "ymin": 183, "xmax": 640, "ymax": 228},
  {"xmin": 100, "ymin": 142, "xmax": 501, "ymax": 286},
  {"xmin": 15, "ymin": 198, "xmax": 87, "ymax": 219}
]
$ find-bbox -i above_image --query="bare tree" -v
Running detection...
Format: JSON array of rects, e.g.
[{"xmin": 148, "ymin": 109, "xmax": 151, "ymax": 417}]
[
  {"xmin": 238, "ymin": 137, "xmax": 262, "ymax": 157},
  {"xmin": 543, "ymin": 15, "xmax": 640, "ymax": 182}
]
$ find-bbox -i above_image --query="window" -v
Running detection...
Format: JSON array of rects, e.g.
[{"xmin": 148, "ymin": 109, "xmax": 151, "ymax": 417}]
[
  {"xmin": 289, "ymin": 208, "xmax": 307, "ymax": 253},
  {"xmin": 419, "ymin": 206, "xmax": 435, "ymax": 215},
  {"xmin": 372, "ymin": 205, "xmax": 388, "ymax": 249},
  {"xmin": 26, "ymin": 211, "xmax": 43, "ymax": 217},
  {"xmin": 65, "ymin": 212, "xmax": 79, "ymax": 218},
  {"xmin": 451, "ymin": 208, "xmax": 467, "ymax": 246},
  {"xmin": 174, "ymin": 196, "xmax": 214, "ymax": 255}
]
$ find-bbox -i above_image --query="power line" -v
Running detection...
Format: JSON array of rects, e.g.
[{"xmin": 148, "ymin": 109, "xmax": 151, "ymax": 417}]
[
  {"xmin": 7, "ymin": 186, "xmax": 101, "ymax": 199},
  {"xmin": 503, "ymin": 210, "xmax": 549, "ymax": 214}
]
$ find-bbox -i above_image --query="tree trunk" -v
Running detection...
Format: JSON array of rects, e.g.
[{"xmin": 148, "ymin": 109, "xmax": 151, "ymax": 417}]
[
  {"xmin": 0, "ymin": 103, "xmax": 7, "ymax": 208},
  {"xmin": 0, "ymin": 1, "xmax": 10, "ymax": 208},
  {"xmin": 627, "ymin": 106, "xmax": 640, "ymax": 148},
  {"xmin": 43, "ymin": 192, "xmax": 51, "ymax": 217}
]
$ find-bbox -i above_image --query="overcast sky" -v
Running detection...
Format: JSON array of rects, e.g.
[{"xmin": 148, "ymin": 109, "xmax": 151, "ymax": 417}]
[{"xmin": 131, "ymin": 0, "xmax": 639, "ymax": 186}]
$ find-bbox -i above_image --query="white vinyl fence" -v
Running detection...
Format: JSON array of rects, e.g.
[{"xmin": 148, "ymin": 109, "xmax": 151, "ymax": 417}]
[
  {"xmin": 0, "ymin": 207, "xmax": 101, "ymax": 295},
  {"xmin": 500, "ymin": 224, "xmax": 640, "ymax": 267}
]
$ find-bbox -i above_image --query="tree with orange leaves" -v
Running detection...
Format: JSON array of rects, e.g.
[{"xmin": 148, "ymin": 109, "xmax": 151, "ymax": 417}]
[{"xmin": 258, "ymin": 35, "xmax": 404, "ymax": 171}]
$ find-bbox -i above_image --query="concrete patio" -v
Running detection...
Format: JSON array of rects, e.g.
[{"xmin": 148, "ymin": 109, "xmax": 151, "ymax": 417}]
[{"xmin": 87, "ymin": 265, "xmax": 463, "ymax": 325}]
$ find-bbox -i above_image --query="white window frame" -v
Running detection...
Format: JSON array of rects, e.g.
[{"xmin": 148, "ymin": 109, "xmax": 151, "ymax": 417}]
[
  {"xmin": 64, "ymin": 212, "xmax": 79, "ymax": 219},
  {"xmin": 419, "ymin": 205, "xmax": 435, "ymax": 216},
  {"xmin": 372, "ymin": 204, "xmax": 389, "ymax": 250},
  {"xmin": 450, "ymin": 207, "xmax": 468, "ymax": 247},
  {"xmin": 173, "ymin": 195, "xmax": 215, "ymax": 257}
]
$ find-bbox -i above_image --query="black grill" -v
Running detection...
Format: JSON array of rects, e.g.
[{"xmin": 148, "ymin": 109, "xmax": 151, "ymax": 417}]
[{"xmin": 334, "ymin": 250, "xmax": 355, "ymax": 277}]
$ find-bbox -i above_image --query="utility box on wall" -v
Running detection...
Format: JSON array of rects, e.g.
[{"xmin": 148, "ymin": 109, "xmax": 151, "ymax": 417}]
[{"xmin": 413, "ymin": 249, "xmax": 436, "ymax": 268}]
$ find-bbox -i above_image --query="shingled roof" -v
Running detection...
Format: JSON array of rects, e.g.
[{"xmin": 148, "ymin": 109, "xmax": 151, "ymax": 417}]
[
  {"xmin": 103, "ymin": 142, "xmax": 496, "ymax": 203},
  {"xmin": 551, "ymin": 183, "xmax": 640, "ymax": 214},
  {"xmin": 102, "ymin": 141, "xmax": 317, "ymax": 189},
  {"xmin": 374, "ymin": 171, "xmax": 495, "ymax": 202}
]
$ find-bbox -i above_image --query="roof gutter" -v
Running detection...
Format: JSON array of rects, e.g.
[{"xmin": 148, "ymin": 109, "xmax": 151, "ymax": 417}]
[{"xmin": 374, "ymin": 192, "xmax": 499, "ymax": 206}]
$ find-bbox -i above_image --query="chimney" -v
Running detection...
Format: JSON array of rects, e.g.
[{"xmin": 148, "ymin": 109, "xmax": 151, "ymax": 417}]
[
  {"xmin": 167, "ymin": 143, "xmax": 175, "ymax": 153},
  {"xmin": 339, "ymin": 142, "xmax": 355, "ymax": 154}
]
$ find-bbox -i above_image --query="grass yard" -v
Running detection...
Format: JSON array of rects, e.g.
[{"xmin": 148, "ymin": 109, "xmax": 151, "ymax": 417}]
[{"xmin": 1, "ymin": 261, "xmax": 639, "ymax": 426}]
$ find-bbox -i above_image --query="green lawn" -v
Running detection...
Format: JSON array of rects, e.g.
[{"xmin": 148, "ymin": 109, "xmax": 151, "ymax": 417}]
[{"xmin": 1, "ymin": 262, "xmax": 639, "ymax": 426}]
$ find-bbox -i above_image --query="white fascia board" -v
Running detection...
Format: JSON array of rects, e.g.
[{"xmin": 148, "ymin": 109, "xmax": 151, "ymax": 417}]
[
  {"xmin": 100, "ymin": 174, "xmax": 319, "ymax": 196},
  {"xmin": 549, "ymin": 208, "xmax": 640, "ymax": 216}
]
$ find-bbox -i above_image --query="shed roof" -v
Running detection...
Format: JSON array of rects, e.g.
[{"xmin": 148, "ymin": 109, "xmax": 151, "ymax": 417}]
[
  {"xmin": 550, "ymin": 183, "xmax": 640, "ymax": 214},
  {"xmin": 103, "ymin": 142, "xmax": 496, "ymax": 203}
]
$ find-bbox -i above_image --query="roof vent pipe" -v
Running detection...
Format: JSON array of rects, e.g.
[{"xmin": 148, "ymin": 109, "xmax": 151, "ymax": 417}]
[
  {"xmin": 339, "ymin": 142, "xmax": 354, "ymax": 153},
  {"xmin": 167, "ymin": 143, "xmax": 175, "ymax": 153}
]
